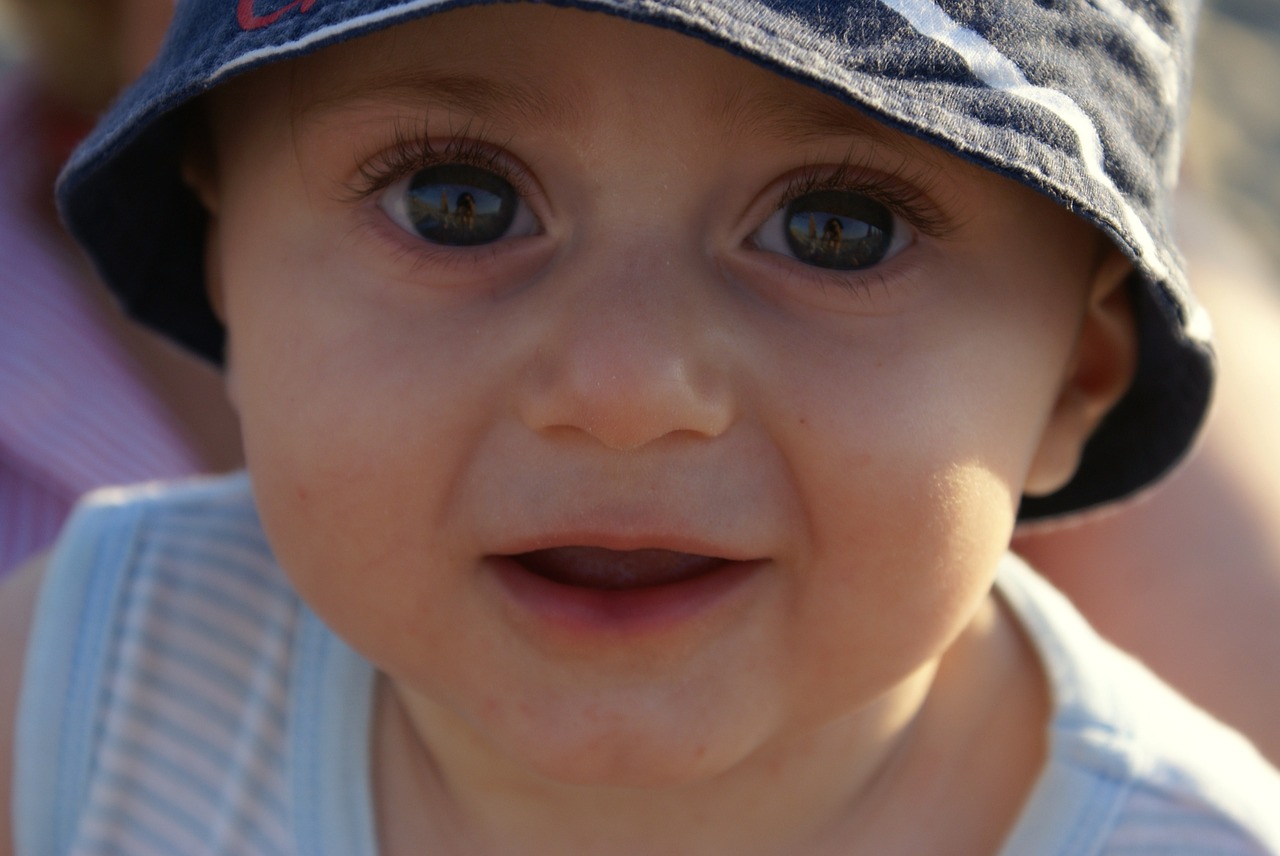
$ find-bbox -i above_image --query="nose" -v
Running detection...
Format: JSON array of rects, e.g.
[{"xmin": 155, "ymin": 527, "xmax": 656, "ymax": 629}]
[{"xmin": 517, "ymin": 243, "xmax": 735, "ymax": 451}]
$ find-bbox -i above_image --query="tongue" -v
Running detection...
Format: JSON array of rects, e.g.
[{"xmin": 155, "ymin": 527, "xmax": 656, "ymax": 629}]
[{"xmin": 515, "ymin": 547, "xmax": 726, "ymax": 590}]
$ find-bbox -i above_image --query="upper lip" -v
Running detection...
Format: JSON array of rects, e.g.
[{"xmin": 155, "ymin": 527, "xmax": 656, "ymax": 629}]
[{"xmin": 468, "ymin": 441, "xmax": 785, "ymax": 563}]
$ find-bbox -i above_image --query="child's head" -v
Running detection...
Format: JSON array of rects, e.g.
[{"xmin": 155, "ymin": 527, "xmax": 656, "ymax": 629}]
[
  {"xmin": 58, "ymin": 0, "xmax": 1208, "ymax": 788},
  {"xmin": 60, "ymin": 0, "xmax": 1212, "ymax": 524}
]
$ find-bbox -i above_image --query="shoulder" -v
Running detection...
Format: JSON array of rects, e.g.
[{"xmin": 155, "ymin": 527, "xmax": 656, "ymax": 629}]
[
  {"xmin": 1, "ymin": 474, "xmax": 270, "ymax": 856},
  {"xmin": 1085, "ymin": 691, "xmax": 1280, "ymax": 854},
  {"xmin": 12, "ymin": 473, "xmax": 269, "ymax": 633},
  {"xmin": 78, "ymin": 471, "xmax": 260, "ymax": 528},
  {"xmin": 1100, "ymin": 779, "xmax": 1280, "ymax": 855},
  {"xmin": 52, "ymin": 473, "xmax": 271, "ymax": 586},
  {"xmin": 996, "ymin": 555, "xmax": 1280, "ymax": 854}
]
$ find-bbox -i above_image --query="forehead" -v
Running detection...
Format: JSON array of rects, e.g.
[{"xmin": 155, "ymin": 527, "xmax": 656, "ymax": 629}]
[{"xmin": 265, "ymin": 4, "xmax": 960, "ymax": 165}]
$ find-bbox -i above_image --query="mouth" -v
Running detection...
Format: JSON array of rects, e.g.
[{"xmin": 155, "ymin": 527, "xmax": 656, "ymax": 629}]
[
  {"xmin": 512, "ymin": 547, "xmax": 730, "ymax": 591},
  {"xmin": 489, "ymin": 544, "xmax": 761, "ymax": 637}
]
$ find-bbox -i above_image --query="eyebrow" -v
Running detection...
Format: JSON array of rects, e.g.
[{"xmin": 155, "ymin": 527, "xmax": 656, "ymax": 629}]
[
  {"xmin": 713, "ymin": 86, "xmax": 907, "ymax": 148},
  {"xmin": 297, "ymin": 64, "xmax": 914, "ymax": 156},
  {"xmin": 294, "ymin": 69, "xmax": 584, "ymax": 130}
]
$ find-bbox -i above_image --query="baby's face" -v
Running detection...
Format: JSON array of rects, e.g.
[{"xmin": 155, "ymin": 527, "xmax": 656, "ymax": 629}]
[{"xmin": 204, "ymin": 5, "xmax": 1112, "ymax": 786}]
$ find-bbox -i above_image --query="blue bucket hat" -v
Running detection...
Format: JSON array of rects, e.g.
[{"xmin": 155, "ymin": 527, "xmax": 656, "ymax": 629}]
[{"xmin": 57, "ymin": 0, "xmax": 1212, "ymax": 521}]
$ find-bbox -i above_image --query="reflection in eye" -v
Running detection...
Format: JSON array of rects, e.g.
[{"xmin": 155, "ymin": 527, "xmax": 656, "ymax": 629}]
[
  {"xmin": 780, "ymin": 190, "xmax": 894, "ymax": 270},
  {"xmin": 400, "ymin": 163, "xmax": 521, "ymax": 246}
]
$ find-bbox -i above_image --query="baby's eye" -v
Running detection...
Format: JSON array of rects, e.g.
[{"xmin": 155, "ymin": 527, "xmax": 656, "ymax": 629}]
[
  {"xmin": 379, "ymin": 162, "xmax": 538, "ymax": 246},
  {"xmin": 753, "ymin": 189, "xmax": 909, "ymax": 270}
]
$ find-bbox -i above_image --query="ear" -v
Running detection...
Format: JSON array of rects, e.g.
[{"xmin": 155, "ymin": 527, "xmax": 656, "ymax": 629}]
[
  {"xmin": 199, "ymin": 214, "xmax": 241, "ymax": 410},
  {"xmin": 180, "ymin": 132, "xmax": 230, "ymax": 319},
  {"xmin": 1023, "ymin": 246, "xmax": 1139, "ymax": 496},
  {"xmin": 180, "ymin": 129, "xmax": 220, "ymax": 217},
  {"xmin": 181, "ymin": 144, "xmax": 239, "ymax": 409}
]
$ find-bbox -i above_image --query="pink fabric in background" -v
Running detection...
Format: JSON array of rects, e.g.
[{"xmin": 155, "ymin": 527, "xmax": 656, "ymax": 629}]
[{"xmin": 0, "ymin": 74, "xmax": 204, "ymax": 576}]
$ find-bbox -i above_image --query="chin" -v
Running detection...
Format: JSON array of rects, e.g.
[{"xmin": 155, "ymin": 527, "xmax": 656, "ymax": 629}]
[{"xmin": 490, "ymin": 703, "xmax": 758, "ymax": 791}]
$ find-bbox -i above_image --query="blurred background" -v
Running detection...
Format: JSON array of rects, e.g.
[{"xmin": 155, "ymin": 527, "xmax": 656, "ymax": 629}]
[{"xmin": 1186, "ymin": 0, "xmax": 1280, "ymax": 270}]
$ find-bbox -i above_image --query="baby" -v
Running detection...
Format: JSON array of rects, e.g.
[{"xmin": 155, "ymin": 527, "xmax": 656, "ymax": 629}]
[{"xmin": 3, "ymin": 0, "xmax": 1279, "ymax": 853}]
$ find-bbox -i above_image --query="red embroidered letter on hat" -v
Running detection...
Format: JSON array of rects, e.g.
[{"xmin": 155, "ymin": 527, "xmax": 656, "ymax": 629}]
[{"xmin": 237, "ymin": 0, "xmax": 318, "ymax": 30}]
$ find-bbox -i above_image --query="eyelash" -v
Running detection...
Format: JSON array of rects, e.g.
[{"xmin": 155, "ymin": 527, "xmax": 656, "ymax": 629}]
[
  {"xmin": 730, "ymin": 156, "xmax": 952, "ymax": 302},
  {"xmin": 772, "ymin": 157, "xmax": 952, "ymax": 240},
  {"xmin": 352, "ymin": 127, "xmax": 947, "ymax": 237},
  {"xmin": 348, "ymin": 120, "xmax": 534, "ymax": 202}
]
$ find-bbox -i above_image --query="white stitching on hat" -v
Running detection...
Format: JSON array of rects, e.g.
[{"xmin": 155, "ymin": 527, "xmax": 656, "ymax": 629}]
[
  {"xmin": 1089, "ymin": 0, "xmax": 1183, "ymax": 186},
  {"xmin": 879, "ymin": 0, "xmax": 1172, "ymax": 284}
]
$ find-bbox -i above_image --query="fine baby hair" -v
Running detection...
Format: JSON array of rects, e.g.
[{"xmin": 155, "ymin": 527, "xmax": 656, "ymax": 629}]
[{"xmin": 8, "ymin": 0, "xmax": 1280, "ymax": 853}]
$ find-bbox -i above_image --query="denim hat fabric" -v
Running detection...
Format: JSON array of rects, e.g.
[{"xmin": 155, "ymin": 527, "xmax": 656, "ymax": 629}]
[{"xmin": 57, "ymin": 0, "xmax": 1212, "ymax": 521}]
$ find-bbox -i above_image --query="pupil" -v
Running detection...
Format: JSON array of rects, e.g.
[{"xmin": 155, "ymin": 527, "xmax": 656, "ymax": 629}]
[
  {"xmin": 404, "ymin": 164, "xmax": 517, "ymax": 246},
  {"xmin": 783, "ymin": 190, "xmax": 893, "ymax": 270}
]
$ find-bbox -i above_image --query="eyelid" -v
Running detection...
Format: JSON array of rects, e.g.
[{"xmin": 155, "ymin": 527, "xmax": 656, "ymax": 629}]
[
  {"xmin": 769, "ymin": 160, "xmax": 954, "ymax": 240},
  {"xmin": 344, "ymin": 120, "xmax": 539, "ymax": 205}
]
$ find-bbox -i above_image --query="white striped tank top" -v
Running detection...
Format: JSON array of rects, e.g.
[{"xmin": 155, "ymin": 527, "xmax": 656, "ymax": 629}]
[
  {"xmin": 13, "ymin": 474, "xmax": 1280, "ymax": 854},
  {"xmin": 15, "ymin": 474, "xmax": 375, "ymax": 855}
]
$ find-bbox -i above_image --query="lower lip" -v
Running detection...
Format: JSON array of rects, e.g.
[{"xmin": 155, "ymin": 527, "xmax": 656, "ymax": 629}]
[{"xmin": 488, "ymin": 557, "xmax": 761, "ymax": 639}]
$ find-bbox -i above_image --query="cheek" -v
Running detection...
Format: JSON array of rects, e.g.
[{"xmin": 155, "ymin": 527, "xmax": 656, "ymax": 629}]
[
  {"xmin": 783, "ymin": 453, "xmax": 1015, "ymax": 723},
  {"xmin": 218, "ymin": 249, "xmax": 426, "ymax": 599},
  {"xmin": 775, "ymin": 322, "xmax": 1051, "ymax": 533},
  {"xmin": 764, "ymin": 303, "xmax": 1063, "ymax": 705},
  {"xmin": 235, "ymin": 364, "xmax": 473, "ymax": 684}
]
